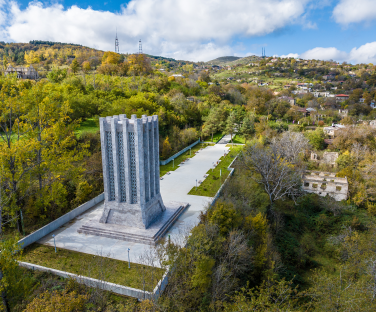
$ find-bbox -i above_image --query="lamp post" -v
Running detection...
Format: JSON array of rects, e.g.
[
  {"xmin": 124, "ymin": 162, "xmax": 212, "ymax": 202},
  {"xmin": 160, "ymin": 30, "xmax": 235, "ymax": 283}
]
[
  {"xmin": 173, "ymin": 158, "xmax": 174, "ymax": 168},
  {"xmin": 196, "ymin": 179, "xmax": 197, "ymax": 191},
  {"xmin": 128, "ymin": 248, "xmax": 130, "ymax": 269},
  {"xmin": 52, "ymin": 234, "xmax": 56, "ymax": 253}
]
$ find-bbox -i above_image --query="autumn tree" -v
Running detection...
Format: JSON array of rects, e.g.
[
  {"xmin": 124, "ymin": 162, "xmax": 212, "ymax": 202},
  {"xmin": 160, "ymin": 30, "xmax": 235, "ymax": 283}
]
[
  {"xmin": 70, "ymin": 59, "xmax": 80, "ymax": 74},
  {"xmin": 102, "ymin": 51, "xmax": 121, "ymax": 65},
  {"xmin": 82, "ymin": 61, "xmax": 91, "ymax": 74},
  {"xmin": 127, "ymin": 54, "xmax": 152, "ymax": 76}
]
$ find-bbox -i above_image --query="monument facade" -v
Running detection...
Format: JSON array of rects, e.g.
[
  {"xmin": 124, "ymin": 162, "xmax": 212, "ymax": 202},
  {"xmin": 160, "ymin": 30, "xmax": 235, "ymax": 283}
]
[
  {"xmin": 78, "ymin": 114, "xmax": 188, "ymax": 245},
  {"xmin": 99, "ymin": 114, "xmax": 165, "ymax": 229}
]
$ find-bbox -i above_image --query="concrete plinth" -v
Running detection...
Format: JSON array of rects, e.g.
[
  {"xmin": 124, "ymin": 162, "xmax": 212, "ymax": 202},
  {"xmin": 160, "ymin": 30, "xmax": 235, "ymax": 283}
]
[{"xmin": 78, "ymin": 201, "xmax": 188, "ymax": 245}]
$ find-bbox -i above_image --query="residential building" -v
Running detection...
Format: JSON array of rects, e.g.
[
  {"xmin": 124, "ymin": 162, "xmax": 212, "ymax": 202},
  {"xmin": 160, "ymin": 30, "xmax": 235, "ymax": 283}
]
[
  {"xmin": 5, "ymin": 65, "xmax": 39, "ymax": 79},
  {"xmin": 335, "ymin": 94, "xmax": 349, "ymax": 102}
]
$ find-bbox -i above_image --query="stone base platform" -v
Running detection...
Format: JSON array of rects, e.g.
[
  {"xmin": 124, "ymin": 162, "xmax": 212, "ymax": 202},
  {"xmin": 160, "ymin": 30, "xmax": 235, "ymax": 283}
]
[{"xmin": 77, "ymin": 201, "xmax": 189, "ymax": 245}]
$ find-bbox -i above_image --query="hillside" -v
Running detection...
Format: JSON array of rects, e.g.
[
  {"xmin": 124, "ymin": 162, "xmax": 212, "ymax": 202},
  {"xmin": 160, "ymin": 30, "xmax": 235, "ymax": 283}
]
[
  {"xmin": 206, "ymin": 56, "xmax": 242, "ymax": 65},
  {"xmin": 227, "ymin": 55, "xmax": 262, "ymax": 65}
]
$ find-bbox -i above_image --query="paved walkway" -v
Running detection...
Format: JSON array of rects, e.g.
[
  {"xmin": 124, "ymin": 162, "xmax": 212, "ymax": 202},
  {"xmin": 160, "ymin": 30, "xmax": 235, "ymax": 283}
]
[
  {"xmin": 39, "ymin": 144, "xmax": 230, "ymax": 266},
  {"xmin": 217, "ymin": 134, "xmax": 233, "ymax": 144}
]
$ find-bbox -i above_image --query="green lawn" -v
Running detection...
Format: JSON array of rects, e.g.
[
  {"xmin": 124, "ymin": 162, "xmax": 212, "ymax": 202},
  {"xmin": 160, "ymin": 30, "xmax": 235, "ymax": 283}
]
[
  {"xmin": 231, "ymin": 135, "xmax": 246, "ymax": 144},
  {"xmin": 203, "ymin": 132, "xmax": 224, "ymax": 143},
  {"xmin": 160, "ymin": 143, "xmax": 211, "ymax": 177},
  {"xmin": 22, "ymin": 243, "xmax": 164, "ymax": 291},
  {"xmin": 188, "ymin": 145, "xmax": 243, "ymax": 197},
  {"xmin": 75, "ymin": 118, "xmax": 100, "ymax": 136}
]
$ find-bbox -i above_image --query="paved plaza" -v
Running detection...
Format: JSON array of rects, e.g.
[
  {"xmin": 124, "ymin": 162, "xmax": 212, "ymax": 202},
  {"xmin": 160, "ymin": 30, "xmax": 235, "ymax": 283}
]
[{"xmin": 38, "ymin": 144, "xmax": 230, "ymax": 266}]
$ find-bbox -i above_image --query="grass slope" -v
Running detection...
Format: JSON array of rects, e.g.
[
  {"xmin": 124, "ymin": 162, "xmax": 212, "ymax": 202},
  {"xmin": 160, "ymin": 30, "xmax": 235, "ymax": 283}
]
[
  {"xmin": 188, "ymin": 145, "xmax": 242, "ymax": 197},
  {"xmin": 22, "ymin": 243, "xmax": 164, "ymax": 291}
]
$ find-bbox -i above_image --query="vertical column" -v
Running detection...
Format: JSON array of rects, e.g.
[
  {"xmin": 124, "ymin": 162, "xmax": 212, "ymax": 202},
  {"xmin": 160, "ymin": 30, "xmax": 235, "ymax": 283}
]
[
  {"xmin": 118, "ymin": 115, "xmax": 127, "ymax": 203},
  {"xmin": 134, "ymin": 115, "xmax": 145, "ymax": 207},
  {"xmin": 123, "ymin": 117, "xmax": 131, "ymax": 203},
  {"xmin": 153, "ymin": 115, "xmax": 160, "ymax": 194},
  {"xmin": 100, "ymin": 117, "xmax": 110, "ymax": 202},
  {"xmin": 149, "ymin": 116, "xmax": 155, "ymax": 198},
  {"xmin": 142, "ymin": 115, "xmax": 150, "ymax": 203},
  {"xmin": 111, "ymin": 117, "xmax": 120, "ymax": 203},
  {"xmin": 105, "ymin": 116, "xmax": 115, "ymax": 201}
]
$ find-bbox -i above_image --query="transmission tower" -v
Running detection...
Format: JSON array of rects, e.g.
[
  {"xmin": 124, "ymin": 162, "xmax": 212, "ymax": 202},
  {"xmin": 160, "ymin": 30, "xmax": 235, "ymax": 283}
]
[
  {"xmin": 139, "ymin": 39, "xmax": 143, "ymax": 54},
  {"xmin": 115, "ymin": 30, "xmax": 119, "ymax": 53}
]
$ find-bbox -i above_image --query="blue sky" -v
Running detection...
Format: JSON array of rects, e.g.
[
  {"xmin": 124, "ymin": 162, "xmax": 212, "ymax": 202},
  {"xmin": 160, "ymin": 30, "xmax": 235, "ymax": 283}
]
[{"xmin": 2, "ymin": 0, "xmax": 376, "ymax": 63}]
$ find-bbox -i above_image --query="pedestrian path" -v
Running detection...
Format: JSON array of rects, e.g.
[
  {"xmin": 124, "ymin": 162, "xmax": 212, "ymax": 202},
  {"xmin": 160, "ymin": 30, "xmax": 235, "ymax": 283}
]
[{"xmin": 217, "ymin": 134, "xmax": 232, "ymax": 144}]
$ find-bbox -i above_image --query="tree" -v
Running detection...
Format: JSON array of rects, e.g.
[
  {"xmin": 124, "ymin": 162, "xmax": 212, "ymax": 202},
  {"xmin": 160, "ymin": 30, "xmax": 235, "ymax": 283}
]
[
  {"xmin": 202, "ymin": 109, "xmax": 219, "ymax": 142},
  {"xmin": 102, "ymin": 51, "xmax": 121, "ymax": 65},
  {"xmin": 47, "ymin": 68, "xmax": 67, "ymax": 83},
  {"xmin": 241, "ymin": 143, "xmax": 304, "ymax": 206},
  {"xmin": 306, "ymin": 128, "xmax": 325, "ymax": 150},
  {"xmin": 225, "ymin": 111, "xmax": 237, "ymax": 143},
  {"xmin": 82, "ymin": 61, "xmax": 91, "ymax": 74},
  {"xmin": 162, "ymin": 137, "xmax": 172, "ymax": 159},
  {"xmin": 70, "ymin": 59, "xmax": 80, "ymax": 74},
  {"xmin": 127, "ymin": 54, "xmax": 152, "ymax": 76},
  {"xmin": 272, "ymin": 131, "xmax": 310, "ymax": 163},
  {"xmin": 240, "ymin": 115, "xmax": 254, "ymax": 144}
]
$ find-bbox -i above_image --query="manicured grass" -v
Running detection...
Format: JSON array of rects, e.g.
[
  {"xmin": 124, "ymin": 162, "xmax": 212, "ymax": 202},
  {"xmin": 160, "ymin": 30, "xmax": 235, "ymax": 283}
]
[
  {"xmin": 188, "ymin": 145, "xmax": 243, "ymax": 197},
  {"xmin": 231, "ymin": 135, "xmax": 246, "ymax": 144},
  {"xmin": 203, "ymin": 132, "xmax": 224, "ymax": 143},
  {"xmin": 76, "ymin": 118, "xmax": 100, "ymax": 136},
  {"xmin": 22, "ymin": 243, "xmax": 164, "ymax": 291},
  {"xmin": 160, "ymin": 143, "xmax": 211, "ymax": 177}
]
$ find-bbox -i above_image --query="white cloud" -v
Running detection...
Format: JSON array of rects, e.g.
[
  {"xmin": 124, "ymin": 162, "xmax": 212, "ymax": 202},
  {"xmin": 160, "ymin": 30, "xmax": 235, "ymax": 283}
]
[
  {"xmin": 280, "ymin": 53, "xmax": 299, "ymax": 58},
  {"xmin": 289, "ymin": 42, "xmax": 376, "ymax": 64},
  {"xmin": 333, "ymin": 0, "xmax": 376, "ymax": 25},
  {"xmin": 300, "ymin": 47, "xmax": 348, "ymax": 61},
  {"xmin": 349, "ymin": 42, "xmax": 376, "ymax": 64},
  {"xmin": 0, "ymin": 0, "xmax": 310, "ymax": 61}
]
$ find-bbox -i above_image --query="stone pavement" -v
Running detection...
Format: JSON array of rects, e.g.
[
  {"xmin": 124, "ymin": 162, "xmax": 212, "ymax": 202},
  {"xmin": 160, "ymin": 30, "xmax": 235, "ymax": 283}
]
[{"xmin": 38, "ymin": 144, "xmax": 230, "ymax": 266}]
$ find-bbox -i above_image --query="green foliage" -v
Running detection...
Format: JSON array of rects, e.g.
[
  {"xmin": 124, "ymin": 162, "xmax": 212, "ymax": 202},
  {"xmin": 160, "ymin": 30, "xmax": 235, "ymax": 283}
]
[
  {"xmin": 306, "ymin": 128, "xmax": 325, "ymax": 150},
  {"xmin": 47, "ymin": 68, "xmax": 67, "ymax": 83},
  {"xmin": 208, "ymin": 201, "xmax": 242, "ymax": 235}
]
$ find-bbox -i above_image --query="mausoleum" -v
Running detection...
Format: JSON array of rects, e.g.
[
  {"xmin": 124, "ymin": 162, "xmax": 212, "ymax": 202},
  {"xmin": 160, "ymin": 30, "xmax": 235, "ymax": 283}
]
[{"xmin": 78, "ymin": 114, "xmax": 188, "ymax": 245}]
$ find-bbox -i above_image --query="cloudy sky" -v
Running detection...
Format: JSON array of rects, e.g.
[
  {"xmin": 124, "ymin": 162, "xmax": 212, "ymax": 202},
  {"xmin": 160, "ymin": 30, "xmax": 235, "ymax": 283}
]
[{"xmin": 2, "ymin": 0, "xmax": 376, "ymax": 63}]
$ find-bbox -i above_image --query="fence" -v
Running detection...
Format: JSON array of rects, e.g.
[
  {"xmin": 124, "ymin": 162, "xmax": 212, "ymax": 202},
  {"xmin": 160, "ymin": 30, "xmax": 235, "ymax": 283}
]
[
  {"xmin": 159, "ymin": 139, "xmax": 200, "ymax": 166},
  {"xmin": 210, "ymin": 155, "xmax": 238, "ymax": 208},
  {"xmin": 19, "ymin": 261, "xmax": 154, "ymax": 300},
  {"xmin": 18, "ymin": 193, "xmax": 104, "ymax": 249}
]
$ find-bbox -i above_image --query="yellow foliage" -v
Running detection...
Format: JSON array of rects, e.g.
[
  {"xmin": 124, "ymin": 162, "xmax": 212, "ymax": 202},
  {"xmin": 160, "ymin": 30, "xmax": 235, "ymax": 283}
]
[
  {"xmin": 246, "ymin": 213, "xmax": 268, "ymax": 270},
  {"xmin": 168, "ymin": 76, "xmax": 175, "ymax": 81},
  {"xmin": 25, "ymin": 290, "xmax": 88, "ymax": 312},
  {"xmin": 367, "ymin": 201, "xmax": 376, "ymax": 216},
  {"xmin": 25, "ymin": 50, "xmax": 40, "ymax": 64},
  {"xmin": 102, "ymin": 51, "xmax": 121, "ymax": 65}
]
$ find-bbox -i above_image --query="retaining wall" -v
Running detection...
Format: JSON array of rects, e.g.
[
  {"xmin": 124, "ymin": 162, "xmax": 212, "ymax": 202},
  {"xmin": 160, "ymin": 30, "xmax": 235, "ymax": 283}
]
[
  {"xmin": 159, "ymin": 139, "xmax": 200, "ymax": 166},
  {"xmin": 18, "ymin": 193, "xmax": 104, "ymax": 249},
  {"xmin": 210, "ymin": 155, "xmax": 238, "ymax": 208},
  {"xmin": 19, "ymin": 261, "xmax": 153, "ymax": 300}
]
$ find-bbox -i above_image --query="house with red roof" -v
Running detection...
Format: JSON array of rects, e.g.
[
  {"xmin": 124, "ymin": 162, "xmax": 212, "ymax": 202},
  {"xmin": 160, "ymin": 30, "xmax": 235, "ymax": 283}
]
[{"xmin": 335, "ymin": 94, "xmax": 349, "ymax": 102}]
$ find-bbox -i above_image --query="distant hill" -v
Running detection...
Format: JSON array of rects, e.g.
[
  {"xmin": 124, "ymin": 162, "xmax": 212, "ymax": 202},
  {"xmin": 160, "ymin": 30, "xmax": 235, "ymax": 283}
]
[
  {"xmin": 206, "ymin": 56, "xmax": 242, "ymax": 65},
  {"xmin": 227, "ymin": 55, "xmax": 262, "ymax": 66}
]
